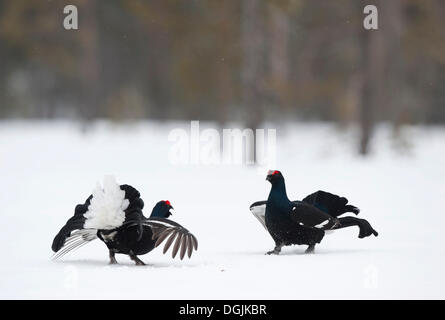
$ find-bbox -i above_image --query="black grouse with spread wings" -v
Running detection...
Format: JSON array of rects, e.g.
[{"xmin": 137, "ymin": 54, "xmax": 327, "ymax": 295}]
[{"xmin": 52, "ymin": 176, "xmax": 198, "ymax": 265}]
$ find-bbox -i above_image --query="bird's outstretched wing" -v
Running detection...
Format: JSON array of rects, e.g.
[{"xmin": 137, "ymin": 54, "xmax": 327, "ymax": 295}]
[
  {"xmin": 290, "ymin": 201, "xmax": 339, "ymax": 230},
  {"xmin": 51, "ymin": 197, "xmax": 91, "ymax": 253},
  {"xmin": 123, "ymin": 217, "xmax": 198, "ymax": 260},
  {"xmin": 249, "ymin": 201, "xmax": 268, "ymax": 230},
  {"xmin": 149, "ymin": 218, "xmax": 198, "ymax": 260},
  {"xmin": 52, "ymin": 229, "xmax": 98, "ymax": 260},
  {"xmin": 302, "ymin": 190, "xmax": 359, "ymax": 217}
]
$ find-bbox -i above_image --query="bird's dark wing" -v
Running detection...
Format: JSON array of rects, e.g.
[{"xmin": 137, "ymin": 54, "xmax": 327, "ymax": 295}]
[
  {"xmin": 51, "ymin": 196, "xmax": 92, "ymax": 252},
  {"xmin": 331, "ymin": 216, "xmax": 378, "ymax": 238},
  {"xmin": 123, "ymin": 217, "xmax": 198, "ymax": 260},
  {"xmin": 302, "ymin": 190, "xmax": 359, "ymax": 218},
  {"xmin": 290, "ymin": 201, "xmax": 339, "ymax": 230},
  {"xmin": 52, "ymin": 229, "xmax": 98, "ymax": 260},
  {"xmin": 249, "ymin": 201, "xmax": 268, "ymax": 230}
]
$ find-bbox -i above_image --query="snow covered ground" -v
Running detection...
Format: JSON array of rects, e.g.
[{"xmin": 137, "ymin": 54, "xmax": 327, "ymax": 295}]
[{"xmin": 0, "ymin": 120, "xmax": 444, "ymax": 299}]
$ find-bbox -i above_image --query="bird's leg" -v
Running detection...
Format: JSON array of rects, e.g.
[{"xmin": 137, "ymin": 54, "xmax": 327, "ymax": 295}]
[
  {"xmin": 305, "ymin": 244, "xmax": 316, "ymax": 254},
  {"xmin": 266, "ymin": 243, "xmax": 282, "ymax": 255},
  {"xmin": 109, "ymin": 250, "xmax": 118, "ymax": 264},
  {"xmin": 129, "ymin": 252, "xmax": 145, "ymax": 266}
]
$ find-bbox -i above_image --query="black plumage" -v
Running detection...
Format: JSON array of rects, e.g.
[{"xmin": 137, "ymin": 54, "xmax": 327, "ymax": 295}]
[
  {"xmin": 52, "ymin": 179, "xmax": 198, "ymax": 265},
  {"xmin": 250, "ymin": 170, "xmax": 378, "ymax": 254}
]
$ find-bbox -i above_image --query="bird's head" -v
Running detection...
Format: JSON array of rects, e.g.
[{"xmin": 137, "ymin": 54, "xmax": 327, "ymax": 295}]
[
  {"xmin": 266, "ymin": 170, "xmax": 284, "ymax": 184},
  {"xmin": 150, "ymin": 200, "xmax": 174, "ymax": 218}
]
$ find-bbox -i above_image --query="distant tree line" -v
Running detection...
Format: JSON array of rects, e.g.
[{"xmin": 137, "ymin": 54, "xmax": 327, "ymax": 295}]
[{"xmin": 1, "ymin": 0, "xmax": 445, "ymax": 154}]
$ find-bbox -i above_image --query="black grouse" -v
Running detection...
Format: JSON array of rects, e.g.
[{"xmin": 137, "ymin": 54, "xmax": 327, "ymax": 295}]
[
  {"xmin": 52, "ymin": 176, "xmax": 198, "ymax": 265},
  {"xmin": 250, "ymin": 170, "xmax": 378, "ymax": 255}
]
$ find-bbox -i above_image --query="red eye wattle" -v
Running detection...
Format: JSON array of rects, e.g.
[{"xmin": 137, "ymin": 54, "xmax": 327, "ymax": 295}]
[
  {"xmin": 267, "ymin": 170, "xmax": 280, "ymax": 176},
  {"xmin": 165, "ymin": 200, "xmax": 171, "ymax": 206}
]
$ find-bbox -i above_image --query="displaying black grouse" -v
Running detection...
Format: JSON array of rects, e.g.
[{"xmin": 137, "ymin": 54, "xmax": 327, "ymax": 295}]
[
  {"xmin": 250, "ymin": 170, "xmax": 378, "ymax": 255},
  {"xmin": 52, "ymin": 176, "xmax": 198, "ymax": 265}
]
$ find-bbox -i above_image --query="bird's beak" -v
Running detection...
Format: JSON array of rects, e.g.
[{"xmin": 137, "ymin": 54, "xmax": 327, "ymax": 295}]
[
  {"xmin": 266, "ymin": 170, "xmax": 275, "ymax": 181},
  {"xmin": 169, "ymin": 205, "xmax": 174, "ymax": 210}
]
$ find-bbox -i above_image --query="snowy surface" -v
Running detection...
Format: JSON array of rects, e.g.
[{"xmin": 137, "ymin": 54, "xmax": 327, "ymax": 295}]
[{"xmin": 0, "ymin": 120, "xmax": 444, "ymax": 299}]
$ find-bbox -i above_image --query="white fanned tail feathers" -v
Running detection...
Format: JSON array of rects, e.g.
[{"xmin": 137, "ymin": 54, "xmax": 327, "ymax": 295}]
[{"xmin": 83, "ymin": 175, "xmax": 129, "ymax": 230}]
